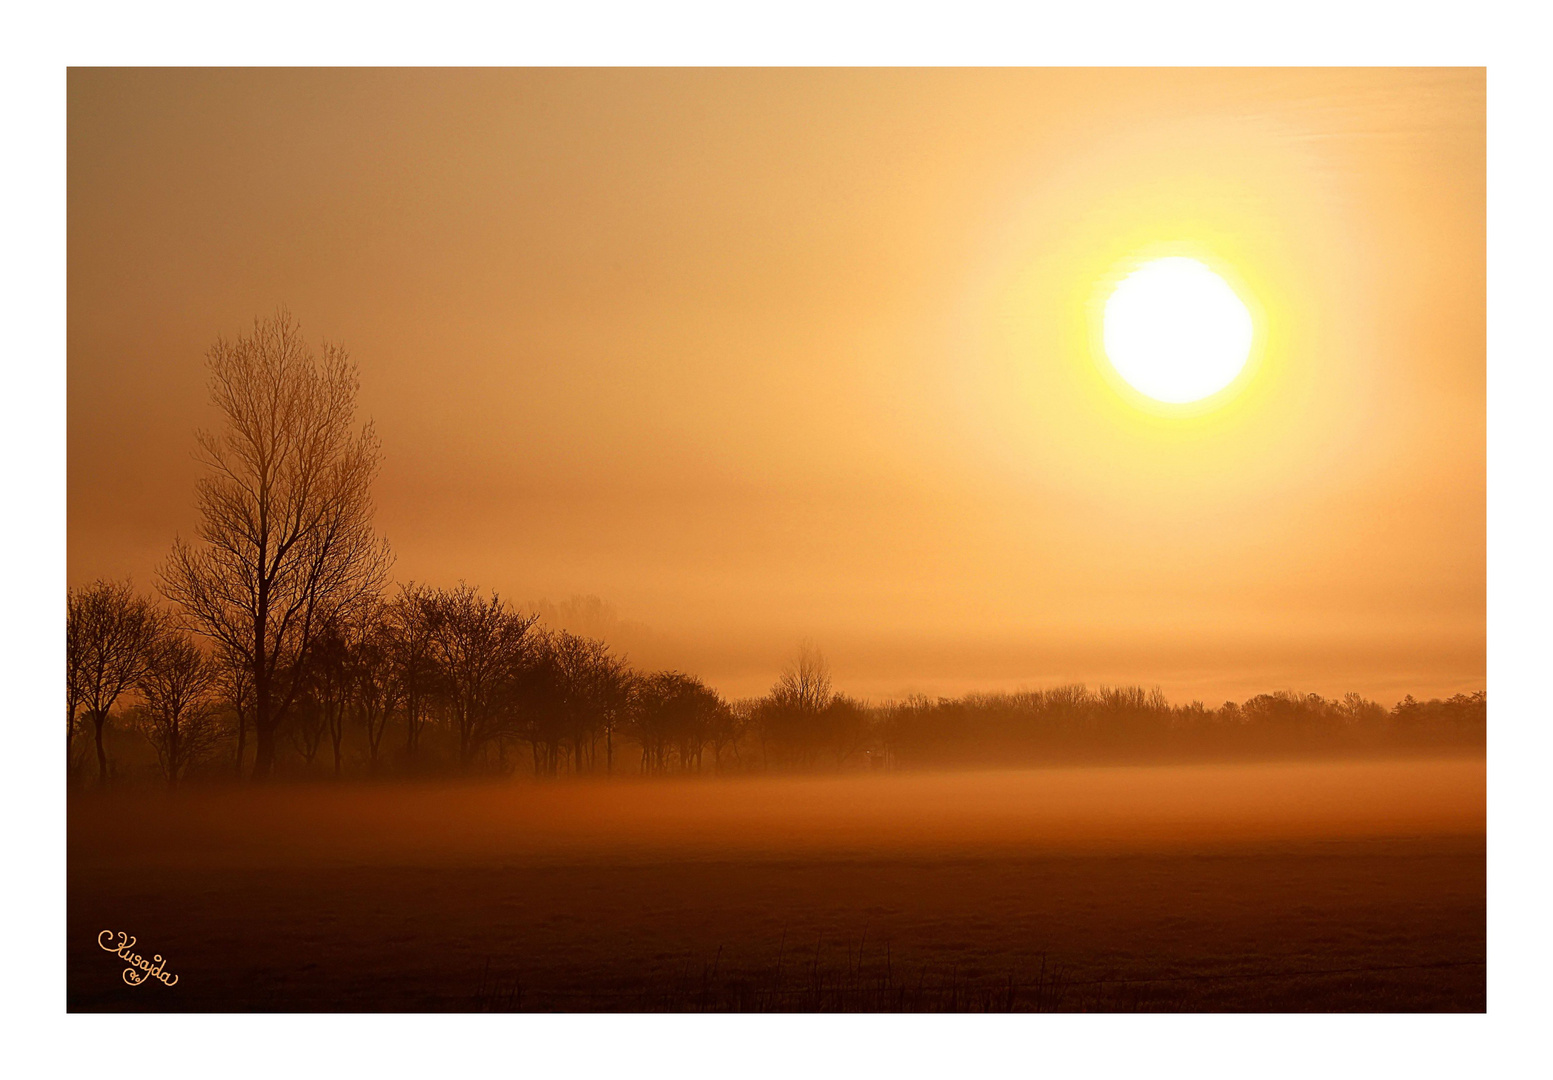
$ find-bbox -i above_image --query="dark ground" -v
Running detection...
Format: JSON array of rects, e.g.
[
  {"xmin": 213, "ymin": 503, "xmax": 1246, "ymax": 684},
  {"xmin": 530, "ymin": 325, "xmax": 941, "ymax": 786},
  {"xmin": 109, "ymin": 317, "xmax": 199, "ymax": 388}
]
[{"xmin": 68, "ymin": 759, "xmax": 1485, "ymax": 1012}]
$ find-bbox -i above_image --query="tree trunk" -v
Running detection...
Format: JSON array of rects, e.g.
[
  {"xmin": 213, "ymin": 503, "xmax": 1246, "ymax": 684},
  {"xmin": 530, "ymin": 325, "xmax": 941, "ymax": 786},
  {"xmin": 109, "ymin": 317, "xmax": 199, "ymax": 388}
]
[
  {"xmin": 330, "ymin": 705, "xmax": 344, "ymax": 776},
  {"xmin": 234, "ymin": 708, "xmax": 247, "ymax": 777},
  {"xmin": 92, "ymin": 710, "xmax": 109, "ymax": 784},
  {"xmin": 251, "ymin": 578, "xmax": 273, "ymax": 781}
]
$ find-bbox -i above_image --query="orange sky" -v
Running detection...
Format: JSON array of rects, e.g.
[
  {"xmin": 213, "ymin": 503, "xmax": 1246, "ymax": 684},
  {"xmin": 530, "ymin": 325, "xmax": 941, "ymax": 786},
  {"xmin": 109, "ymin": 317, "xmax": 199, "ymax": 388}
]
[{"xmin": 67, "ymin": 68, "xmax": 1484, "ymax": 704}]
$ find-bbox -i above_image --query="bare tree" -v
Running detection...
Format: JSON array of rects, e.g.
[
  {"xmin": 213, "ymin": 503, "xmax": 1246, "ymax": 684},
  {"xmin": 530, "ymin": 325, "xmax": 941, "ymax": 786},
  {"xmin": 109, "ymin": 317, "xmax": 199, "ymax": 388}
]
[
  {"xmin": 309, "ymin": 617, "xmax": 353, "ymax": 776},
  {"xmin": 385, "ymin": 583, "xmax": 439, "ymax": 759},
  {"xmin": 286, "ymin": 695, "xmax": 328, "ymax": 769},
  {"xmin": 590, "ymin": 645, "xmax": 633, "ymax": 775},
  {"xmin": 628, "ymin": 670, "xmax": 725, "ymax": 774},
  {"xmin": 424, "ymin": 584, "xmax": 538, "ymax": 770},
  {"xmin": 349, "ymin": 602, "xmax": 401, "ymax": 774},
  {"xmin": 775, "ymin": 639, "xmax": 834, "ymax": 713},
  {"xmin": 214, "ymin": 646, "xmax": 254, "ymax": 777},
  {"xmin": 159, "ymin": 310, "xmax": 392, "ymax": 780},
  {"xmin": 514, "ymin": 632, "xmax": 565, "ymax": 774},
  {"xmin": 758, "ymin": 640, "xmax": 838, "ymax": 767},
  {"xmin": 548, "ymin": 630, "xmax": 631, "ymax": 773},
  {"xmin": 710, "ymin": 698, "xmax": 749, "ymax": 772},
  {"xmin": 67, "ymin": 580, "xmax": 161, "ymax": 783},
  {"xmin": 135, "ymin": 629, "xmax": 223, "ymax": 789},
  {"xmin": 824, "ymin": 695, "xmax": 871, "ymax": 767}
]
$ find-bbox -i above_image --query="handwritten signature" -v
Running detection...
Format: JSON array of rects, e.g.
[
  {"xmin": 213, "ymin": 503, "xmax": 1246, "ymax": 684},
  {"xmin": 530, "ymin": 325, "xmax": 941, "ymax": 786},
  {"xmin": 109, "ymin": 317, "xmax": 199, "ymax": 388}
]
[{"xmin": 98, "ymin": 931, "xmax": 179, "ymax": 987}]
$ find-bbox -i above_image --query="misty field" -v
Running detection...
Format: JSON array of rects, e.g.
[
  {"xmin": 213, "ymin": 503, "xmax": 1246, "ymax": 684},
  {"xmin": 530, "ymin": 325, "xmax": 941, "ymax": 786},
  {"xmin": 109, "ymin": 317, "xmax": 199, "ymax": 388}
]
[{"xmin": 68, "ymin": 756, "xmax": 1485, "ymax": 1012}]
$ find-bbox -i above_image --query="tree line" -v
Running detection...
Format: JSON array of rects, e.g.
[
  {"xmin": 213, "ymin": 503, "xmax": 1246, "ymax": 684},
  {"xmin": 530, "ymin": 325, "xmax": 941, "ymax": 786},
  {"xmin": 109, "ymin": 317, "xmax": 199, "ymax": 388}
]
[
  {"xmin": 64, "ymin": 584, "xmax": 1488, "ymax": 788},
  {"xmin": 875, "ymin": 684, "xmax": 1485, "ymax": 767},
  {"xmin": 67, "ymin": 575, "xmax": 741, "ymax": 786},
  {"xmin": 65, "ymin": 311, "xmax": 1485, "ymax": 788}
]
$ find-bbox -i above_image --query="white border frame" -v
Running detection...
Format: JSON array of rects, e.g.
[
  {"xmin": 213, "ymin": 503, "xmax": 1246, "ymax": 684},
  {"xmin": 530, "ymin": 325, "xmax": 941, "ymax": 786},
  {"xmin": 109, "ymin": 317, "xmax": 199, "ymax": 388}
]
[{"xmin": 6, "ymin": 2, "xmax": 1547, "ymax": 1077}]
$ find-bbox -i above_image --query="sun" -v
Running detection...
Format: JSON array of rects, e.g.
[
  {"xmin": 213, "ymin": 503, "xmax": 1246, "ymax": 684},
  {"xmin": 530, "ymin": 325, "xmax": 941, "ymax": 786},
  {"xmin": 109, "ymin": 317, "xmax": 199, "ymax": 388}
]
[{"xmin": 1102, "ymin": 257, "xmax": 1255, "ymax": 404}]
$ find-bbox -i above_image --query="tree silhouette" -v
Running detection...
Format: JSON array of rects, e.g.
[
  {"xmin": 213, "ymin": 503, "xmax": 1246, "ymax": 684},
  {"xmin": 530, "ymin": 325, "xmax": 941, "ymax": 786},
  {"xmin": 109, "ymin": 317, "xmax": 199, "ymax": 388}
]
[
  {"xmin": 422, "ymin": 583, "xmax": 538, "ymax": 770},
  {"xmin": 214, "ymin": 645, "xmax": 254, "ymax": 776},
  {"xmin": 287, "ymin": 693, "xmax": 328, "ymax": 769},
  {"xmin": 309, "ymin": 617, "xmax": 353, "ymax": 776},
  {"xmin": 514, "ymin": 633, "xmax": 567, "ymax": 774},
  {"xmin": 548, "ymin": 630, "xmax": 631, "ymax": 773},
  {"xmin": 381, "ymin": 583, "xmax": 437, "ymax": 762},
  {"xmin": 67, "ymin": 579, "xmax": 161, "ymax": 783},
  {"xmin": 159, "ymin": 310, "xmax": 391, "ymax": 780},
  {"xmin": 629, "ymin": 670, "xmax": 725, "ymax": 773},
  {"xmin": 758, "ymin": 640, "xmax": 839, "ymax": 767},
  {"xmin": 347, "ymin": 600, "xmax": 400, "ymax": 774},
  {"xmin": 134, "ymin": 627, "xmax": 223, "ymax": 789},
  {"xmin": 61, "ymin": 579, "xmax": 1486, "ymax": 782},
  {"xmin": 589, "ymin": 644, "xmax": 634, "ymax": 775}
]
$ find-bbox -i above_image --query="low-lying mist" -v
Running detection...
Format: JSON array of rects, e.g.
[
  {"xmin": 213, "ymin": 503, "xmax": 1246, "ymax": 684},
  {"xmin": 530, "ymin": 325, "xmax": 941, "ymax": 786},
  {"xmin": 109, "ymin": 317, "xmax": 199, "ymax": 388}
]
[{"xmin": 71, "ymin": 757, "xmax": 1485, "ymax": 870}]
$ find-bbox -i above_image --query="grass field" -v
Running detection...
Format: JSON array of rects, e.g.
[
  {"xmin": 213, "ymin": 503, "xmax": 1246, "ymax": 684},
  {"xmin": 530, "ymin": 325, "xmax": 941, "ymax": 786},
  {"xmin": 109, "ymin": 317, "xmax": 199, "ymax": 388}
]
[{"xmin": 67, "ymin": 757, "xmax": 1485, "ymax": 1012}]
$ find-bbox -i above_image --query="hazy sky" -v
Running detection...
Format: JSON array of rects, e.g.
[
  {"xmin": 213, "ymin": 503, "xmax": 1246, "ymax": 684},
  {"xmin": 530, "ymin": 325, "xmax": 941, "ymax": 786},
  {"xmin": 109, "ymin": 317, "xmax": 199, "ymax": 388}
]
[{"xmin": 68, "ymin": 68, "xmax": 1484, "ymax": 703}]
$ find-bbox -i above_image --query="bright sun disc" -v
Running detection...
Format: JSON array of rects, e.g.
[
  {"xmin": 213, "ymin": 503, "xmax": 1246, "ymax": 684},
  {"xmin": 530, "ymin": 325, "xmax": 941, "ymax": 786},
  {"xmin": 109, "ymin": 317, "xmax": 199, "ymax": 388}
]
[{"xmin": 1102, "ymin": 257, "xmax": 1254, "ymax": 404}]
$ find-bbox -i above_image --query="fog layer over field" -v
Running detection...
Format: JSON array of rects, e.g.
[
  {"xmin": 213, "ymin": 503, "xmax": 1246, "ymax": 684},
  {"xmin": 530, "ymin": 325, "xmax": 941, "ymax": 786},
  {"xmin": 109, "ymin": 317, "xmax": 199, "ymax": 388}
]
[{"xmin": 73, "ymin": 757, "xmax": 1484, "ymax": 868}]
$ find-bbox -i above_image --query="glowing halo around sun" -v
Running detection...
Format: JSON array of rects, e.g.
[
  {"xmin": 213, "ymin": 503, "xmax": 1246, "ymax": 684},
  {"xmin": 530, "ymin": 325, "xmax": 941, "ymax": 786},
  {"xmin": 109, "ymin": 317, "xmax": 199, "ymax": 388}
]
[{"xmin": 1101, "ymin": 257, "xmax": 1255, "ymax": 404}]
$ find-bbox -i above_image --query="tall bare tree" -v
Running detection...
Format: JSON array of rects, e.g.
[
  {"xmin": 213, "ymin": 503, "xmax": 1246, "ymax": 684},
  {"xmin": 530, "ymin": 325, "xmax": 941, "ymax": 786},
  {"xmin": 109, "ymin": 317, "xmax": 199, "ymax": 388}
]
[
  {"xmin": 67, "ymin": 580, "xmax": 161, "ymax": 783},
  {"xmin": 135, "ymin": 629, "xmax": 223, "ymax": 790},
  {"xmin": 160, "ymin": 311, "xmax": 391, "ymax": 779}
]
